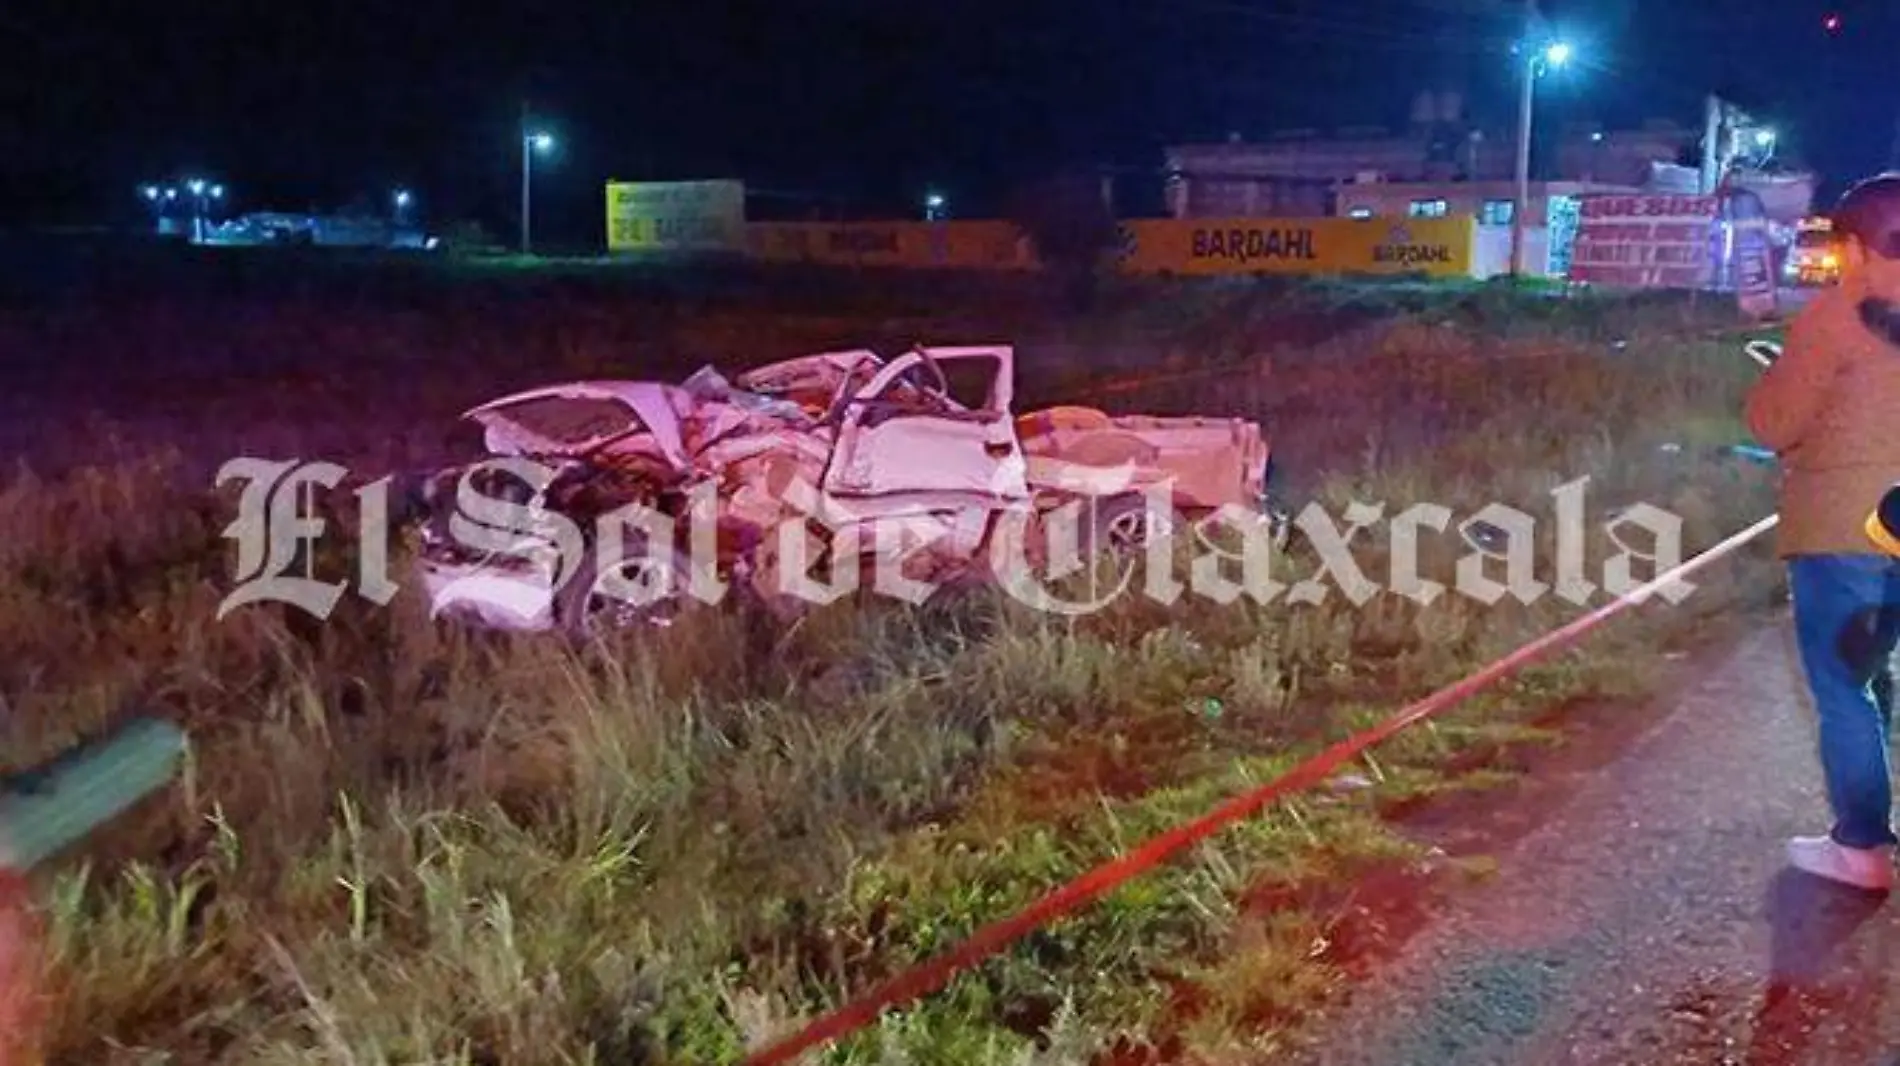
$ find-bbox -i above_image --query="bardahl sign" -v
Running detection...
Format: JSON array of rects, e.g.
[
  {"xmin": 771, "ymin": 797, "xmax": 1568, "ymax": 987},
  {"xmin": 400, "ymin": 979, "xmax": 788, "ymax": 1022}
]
[
  {"xmin": 1119, "ymin": 217, "xmax": 1473, "ymax": 278},
  {"xmin": 1191, "ymin": 226, "xmax": 1319, "ymax": 263},
  {"xmin": 1567, "ymin": 194, "xmax": 1719, "ymax": 289}
]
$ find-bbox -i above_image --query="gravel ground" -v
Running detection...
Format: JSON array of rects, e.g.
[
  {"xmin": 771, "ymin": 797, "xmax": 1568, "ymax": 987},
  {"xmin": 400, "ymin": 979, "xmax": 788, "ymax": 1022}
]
[{"xmin": 1287, "ymin": 620, "xmax": 1900, "ymax": 1066}]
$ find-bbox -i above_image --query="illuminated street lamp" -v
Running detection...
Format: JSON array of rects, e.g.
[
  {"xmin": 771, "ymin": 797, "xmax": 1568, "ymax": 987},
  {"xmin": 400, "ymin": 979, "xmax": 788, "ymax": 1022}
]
[
  {"xmin": 924, "ymin": 191, "xmax": 947, "ymax": 221},
  {"xmin": 181, "ymin": 178, "xmax": 213, "ymax": 242},
  {"xmin": 161, "ymin": 180, "xmax": 226, "ymax": 242},
  {"xmin": 521, "ymin": 128, "xmax": 555, "ymax": 254},
  {"xmin": 138, "ymin": 185, "xmax": 165, "ymax": 232},
  {"xmin": 1511, "ymin": 37, "xmax": 1574, "ymax": 277},
  {"xmin": 1735, "ymin": 126, "xmax": 1779, "ymax": 171}
]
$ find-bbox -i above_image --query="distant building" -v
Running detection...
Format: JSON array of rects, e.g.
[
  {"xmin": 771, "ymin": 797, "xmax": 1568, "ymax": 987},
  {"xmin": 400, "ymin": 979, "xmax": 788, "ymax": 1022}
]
[
  {"xmin": 204, "ymin": 212, "xmax": 434, "ymax": 249},
  {"xmin": 1332, "ymin": 178, "xmax": 1609, "ymax": 229},
  {"xmin": 1163, "ymin": 90, "xmax": 1702, "ymax": 220},
  {"xmin": 1334, "ymin": 178, "xmax": 1631, "ymax": 277},
  {"xmin": 1155, "ymin": 90, "xmax": 1831, "ymax": 277},
  {"xmin": 1554, "ymin": 124, "xmax": 1698, "ymax": 186}
]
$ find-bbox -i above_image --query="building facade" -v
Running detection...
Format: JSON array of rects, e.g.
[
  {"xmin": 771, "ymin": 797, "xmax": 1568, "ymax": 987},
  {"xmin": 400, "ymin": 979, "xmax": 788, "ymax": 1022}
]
[
  {"xmin": 1162, "ymin": 90, "xmax": 1701, "ymax": 220},
  {"xmin": 1331, "ymin": 179, "xmax": 1629, "ymax": 276},
  {"xmin": 1331, "ymin": 178, "xmax": 1630, "ymax": 228}
]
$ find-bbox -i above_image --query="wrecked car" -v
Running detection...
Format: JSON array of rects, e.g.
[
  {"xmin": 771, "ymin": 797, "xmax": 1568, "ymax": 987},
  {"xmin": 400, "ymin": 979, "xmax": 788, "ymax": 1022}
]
[{"xmin": 411, "ymin": 345, "xmax": 1279, "ymax": 633}]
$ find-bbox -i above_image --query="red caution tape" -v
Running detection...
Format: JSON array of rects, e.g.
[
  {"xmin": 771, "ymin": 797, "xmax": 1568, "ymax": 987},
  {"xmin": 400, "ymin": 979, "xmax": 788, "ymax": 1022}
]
[
  {"xmin": 1066, "ymin": 322, "xmax": 1771, "ymax": 404},
  {"xmin": 741, "ymin": 514, "xmax": 1780, "ymax": 1065}
]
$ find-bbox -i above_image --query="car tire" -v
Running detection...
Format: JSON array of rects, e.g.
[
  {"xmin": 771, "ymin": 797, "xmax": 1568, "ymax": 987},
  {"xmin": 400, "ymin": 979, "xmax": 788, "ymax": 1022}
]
[
  {"xmin": 553, "ymin": 538, "xmax": 709, "ymax": 638},
  {"xmin": 1076, "ymin": 494, "xmax": 1186, "ymax": 557}
]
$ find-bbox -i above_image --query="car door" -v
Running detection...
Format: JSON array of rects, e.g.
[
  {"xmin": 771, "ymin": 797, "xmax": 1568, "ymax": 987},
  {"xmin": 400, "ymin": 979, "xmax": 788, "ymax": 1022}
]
[{"xmin": 820, "ymin": 347, "xmax": 1028, "ymax": 501}]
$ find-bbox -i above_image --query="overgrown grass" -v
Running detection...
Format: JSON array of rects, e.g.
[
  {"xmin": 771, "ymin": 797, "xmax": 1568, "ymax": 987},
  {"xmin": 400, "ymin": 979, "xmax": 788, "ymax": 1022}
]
[{"xmin": 0, "ymin": 272, "xmax": 1784, "ymax": 1064}]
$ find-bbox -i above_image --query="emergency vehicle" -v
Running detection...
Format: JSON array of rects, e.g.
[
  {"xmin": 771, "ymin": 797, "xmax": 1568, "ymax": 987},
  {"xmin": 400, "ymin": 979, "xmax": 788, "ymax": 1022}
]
[{"xmin": 1786, "ymin": 216, "xmax": 1841, "ymax": 286}]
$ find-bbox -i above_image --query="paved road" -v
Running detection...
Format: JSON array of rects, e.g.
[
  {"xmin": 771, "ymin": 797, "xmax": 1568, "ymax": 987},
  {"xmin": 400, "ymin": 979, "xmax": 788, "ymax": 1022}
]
[{"xmin": 1288, "ymin": 620, "xmax": 1900, "ymax": 1066}]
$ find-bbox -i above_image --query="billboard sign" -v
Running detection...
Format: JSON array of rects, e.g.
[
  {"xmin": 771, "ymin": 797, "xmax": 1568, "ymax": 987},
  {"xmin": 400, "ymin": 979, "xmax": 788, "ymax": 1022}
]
[
  {"xmin": 605, "ymin": 180, "xmax": 746, "ymax": 253},
  {"xmin": 744, "ymin": 222, "xmax": 1037, "ymax": 270},
  {"xmin": 1567, "ymin": 194, "xmax": 1719, "ymax": 289},
  {"xmin": 1113, "ymin": 217, "xmax": 1474, "ymax": 278},
  {"xmin": 1726, "ymin": 188, "xmax": 1778, "ymax": 318}
]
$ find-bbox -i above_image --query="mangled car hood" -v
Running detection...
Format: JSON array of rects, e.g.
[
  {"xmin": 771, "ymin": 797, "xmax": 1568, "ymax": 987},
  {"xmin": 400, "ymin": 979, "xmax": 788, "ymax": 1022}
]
[
  {"xmin": 453, "ymin": 351, "xmax": 884, "ymax": 478},
  {"xmin": 461, "ymin": 380, "xmax": 694, "ymax": 469}
]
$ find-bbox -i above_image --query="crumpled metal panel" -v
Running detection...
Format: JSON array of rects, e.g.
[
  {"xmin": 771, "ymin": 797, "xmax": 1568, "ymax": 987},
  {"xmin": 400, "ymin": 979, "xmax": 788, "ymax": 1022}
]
[{"xmin": 417, "ymin": 346, "xmax": 1272, "ymax": 630}]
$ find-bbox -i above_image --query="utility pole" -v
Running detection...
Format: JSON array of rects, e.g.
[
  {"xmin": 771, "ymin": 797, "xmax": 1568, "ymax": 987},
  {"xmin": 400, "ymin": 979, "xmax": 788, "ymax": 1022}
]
[
  {"xmin": 1509, "ymin": 0, "xmax": 1539, "ymax": 277},
  {"xmin": 1700, "ymin": 94, "xmax": 1721, "ymax": 194}
]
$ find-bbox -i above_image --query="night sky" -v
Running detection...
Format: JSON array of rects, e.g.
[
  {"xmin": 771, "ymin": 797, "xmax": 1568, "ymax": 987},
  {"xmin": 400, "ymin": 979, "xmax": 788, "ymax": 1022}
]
[{"xmin": 2, "ymin": 0, "xmax": 1894, "ymax": 242}]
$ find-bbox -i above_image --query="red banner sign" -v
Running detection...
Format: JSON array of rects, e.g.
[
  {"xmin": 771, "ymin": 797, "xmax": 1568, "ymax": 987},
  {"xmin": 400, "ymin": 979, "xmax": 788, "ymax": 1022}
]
[{"xmin": 1568, "ymin": 194, "xmax": 1719, "ymax": 289}]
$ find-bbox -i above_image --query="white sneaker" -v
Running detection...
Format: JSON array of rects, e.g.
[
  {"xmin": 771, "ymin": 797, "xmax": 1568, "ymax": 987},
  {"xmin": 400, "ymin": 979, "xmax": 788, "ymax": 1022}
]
[{"xmin": 1786, "ymin": 835, "xmax": 1896, "ymax": 891}]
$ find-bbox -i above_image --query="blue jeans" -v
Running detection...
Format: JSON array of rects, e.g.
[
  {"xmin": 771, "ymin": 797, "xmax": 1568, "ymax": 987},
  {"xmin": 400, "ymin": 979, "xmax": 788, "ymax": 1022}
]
[{"xmin": 1790, "ymin": 555, "xmax": 1900, "ymax": 849}]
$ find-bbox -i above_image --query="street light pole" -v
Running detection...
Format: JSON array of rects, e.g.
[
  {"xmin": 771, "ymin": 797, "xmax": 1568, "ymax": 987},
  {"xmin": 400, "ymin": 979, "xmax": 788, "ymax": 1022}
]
[
  {"xmin": 520, "ymin": 122, "xmax": 554, "ymax": 255},
  {"xmin": 187, "ymin": 178, "xmax": 208, "ymax": 244},
  {"xmin": 1510, "ymin": 0, "xmax": 1550, "ymax": 279},
  {"xmin": 1510, "ymin": 20, "xmax": 1569, "ymax": 278},
  {"xmin": 1511, "ymin": 43, "xmax": 1535, "ymax": 277},
  {"xmin": 521, "ymin": 132, "xmax": 533, "ymax": 255}
]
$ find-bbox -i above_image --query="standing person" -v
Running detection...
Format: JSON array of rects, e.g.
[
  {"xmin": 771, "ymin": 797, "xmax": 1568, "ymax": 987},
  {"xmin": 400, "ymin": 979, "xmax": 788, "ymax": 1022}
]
[{"xmin": 1746, "ymin": 173, "xmax": 1900, "ymax": 891}]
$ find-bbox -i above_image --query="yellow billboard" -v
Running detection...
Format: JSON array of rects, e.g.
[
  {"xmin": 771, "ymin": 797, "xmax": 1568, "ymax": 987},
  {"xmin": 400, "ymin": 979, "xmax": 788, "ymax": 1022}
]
[
  {"xmin": 605, "ymin": 180, "xmax": 746, "ymax": 253},
  {"xmin": 1114, "ymin": 217, "xmax": 1474, "ymax": 278},
  {"xmin": 746, "ymin": 221, "xmax": 1038, "ymax": 270}
]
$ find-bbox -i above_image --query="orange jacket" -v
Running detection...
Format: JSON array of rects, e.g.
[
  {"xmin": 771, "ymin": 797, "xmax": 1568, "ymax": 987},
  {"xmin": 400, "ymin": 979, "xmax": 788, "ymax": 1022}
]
[{"xmin": 1745, "ymin": 285, "xmax": 1900, "ymax": 556}]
